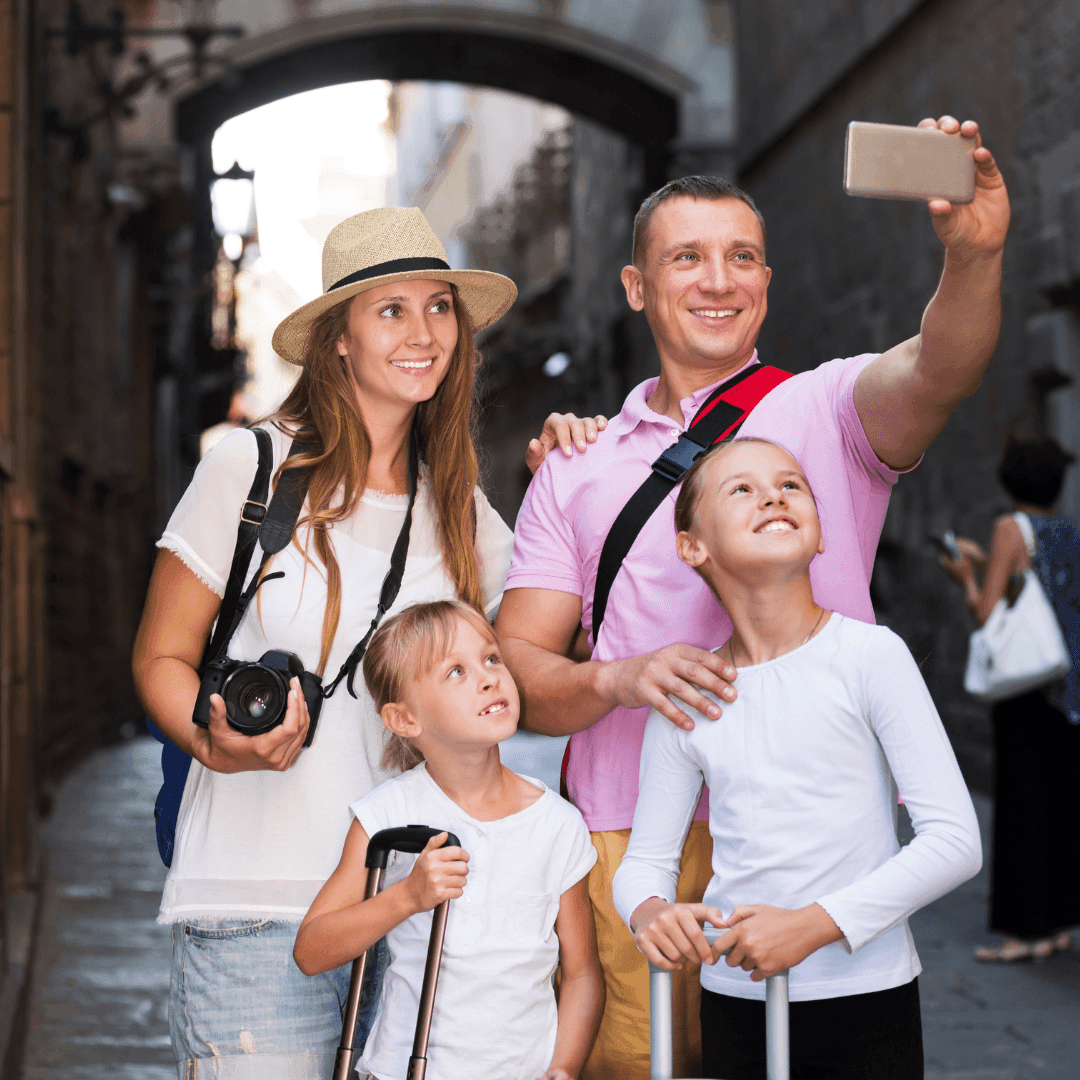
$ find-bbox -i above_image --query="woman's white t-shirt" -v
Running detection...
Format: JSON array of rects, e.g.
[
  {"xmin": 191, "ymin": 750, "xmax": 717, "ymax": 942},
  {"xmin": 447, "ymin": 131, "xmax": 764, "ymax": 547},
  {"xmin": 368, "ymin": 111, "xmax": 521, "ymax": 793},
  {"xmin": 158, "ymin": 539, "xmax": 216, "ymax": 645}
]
[
  {"xmin": 351, "ymin": 763, "xmax": 597, "ymax": 1080},
  {"xmin": 156, "ymin": 423, "xmax": 513, "ymax": 922},
  {"xmin": 612, "ymin": 614, "xmax": 983, "ymax": 1001}
]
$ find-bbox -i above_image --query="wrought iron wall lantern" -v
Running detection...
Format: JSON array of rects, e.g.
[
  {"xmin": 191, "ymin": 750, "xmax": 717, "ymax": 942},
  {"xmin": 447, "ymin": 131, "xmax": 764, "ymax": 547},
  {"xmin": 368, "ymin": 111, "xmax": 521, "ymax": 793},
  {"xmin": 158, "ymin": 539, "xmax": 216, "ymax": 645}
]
[{"xmin": 43, "ymin": 2, "xmax": 245, "ymax": 160}]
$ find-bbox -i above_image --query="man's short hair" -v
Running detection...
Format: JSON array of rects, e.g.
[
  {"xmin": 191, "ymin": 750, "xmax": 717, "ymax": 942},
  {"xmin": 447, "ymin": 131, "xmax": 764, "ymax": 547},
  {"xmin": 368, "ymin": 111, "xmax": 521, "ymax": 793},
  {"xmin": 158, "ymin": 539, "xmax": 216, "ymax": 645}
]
[{"xmin": 632, "ymin": 176, "xmax": 766, "ymax": 266}]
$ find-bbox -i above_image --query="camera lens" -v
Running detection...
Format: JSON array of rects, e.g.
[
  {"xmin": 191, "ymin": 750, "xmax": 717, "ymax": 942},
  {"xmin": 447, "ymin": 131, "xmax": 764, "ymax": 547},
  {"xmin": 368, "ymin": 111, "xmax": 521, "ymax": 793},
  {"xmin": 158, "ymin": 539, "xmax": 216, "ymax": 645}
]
[
  {"xmin": 239, "ymin": 684, "xmax": 272, "ymax": 720},
  {"xmin": 222, "ymin": 664, "xmax": 288, "ymax": 736}
]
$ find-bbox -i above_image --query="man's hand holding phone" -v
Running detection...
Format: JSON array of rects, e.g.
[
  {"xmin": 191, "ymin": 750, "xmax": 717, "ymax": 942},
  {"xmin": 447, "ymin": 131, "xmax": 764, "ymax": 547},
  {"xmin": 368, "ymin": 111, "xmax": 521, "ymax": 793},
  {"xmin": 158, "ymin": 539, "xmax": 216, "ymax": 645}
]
[{"xmin": 916, "ymin": 117, "xmax": 1009, "ymax": 258}]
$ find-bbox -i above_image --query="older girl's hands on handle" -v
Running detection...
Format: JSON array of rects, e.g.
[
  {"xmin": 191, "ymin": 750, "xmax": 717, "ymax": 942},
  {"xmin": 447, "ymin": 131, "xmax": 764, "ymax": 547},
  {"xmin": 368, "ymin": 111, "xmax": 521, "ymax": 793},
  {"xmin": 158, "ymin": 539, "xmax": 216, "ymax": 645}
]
[
  {"xmin": 192, "ymin": 677, "xmax": 311, "ymax": 774},
  {"xmin": 630, "ymin": 898, "xmax": 728, "ymax": 970},
  {"xmin": 713, "ymin": 903, "xmax": 844, "ymax": 982},
  {"xmin": 526, "ymin": 413, "xmax": 609, "ymax": 475},
  {"xmin": 403, "ymin": 832, "xmax": 470, "ymax": 913}
]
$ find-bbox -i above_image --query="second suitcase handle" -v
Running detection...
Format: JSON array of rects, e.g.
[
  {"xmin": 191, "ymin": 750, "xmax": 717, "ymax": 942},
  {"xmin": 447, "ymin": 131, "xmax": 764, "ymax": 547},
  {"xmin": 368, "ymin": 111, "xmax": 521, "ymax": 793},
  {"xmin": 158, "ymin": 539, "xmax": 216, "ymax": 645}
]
[
  {"xmin": 648, "ymin": 926, "xmax": 789, "ymax": 1080},
  {"xmin": 333, "ymin": 826, "xmax": 461, "ymax": 1080}
]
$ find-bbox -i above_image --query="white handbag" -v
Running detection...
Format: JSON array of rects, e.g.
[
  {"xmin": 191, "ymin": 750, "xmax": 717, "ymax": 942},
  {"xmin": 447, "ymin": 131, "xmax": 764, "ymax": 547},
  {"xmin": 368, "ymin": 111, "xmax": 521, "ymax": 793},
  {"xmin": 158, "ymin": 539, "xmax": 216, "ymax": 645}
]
[{"xmin": 963, "ymin": 512, "xmax": 1071, "ymax": 703}]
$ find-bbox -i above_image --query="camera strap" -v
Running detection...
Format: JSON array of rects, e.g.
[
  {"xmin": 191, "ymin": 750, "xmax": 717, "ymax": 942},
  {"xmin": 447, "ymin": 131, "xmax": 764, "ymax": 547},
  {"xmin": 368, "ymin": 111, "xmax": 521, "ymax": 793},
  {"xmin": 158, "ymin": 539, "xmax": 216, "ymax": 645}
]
[{"xmin": 322, "ymin": 425, "xmax": 420, "ymax": 700}]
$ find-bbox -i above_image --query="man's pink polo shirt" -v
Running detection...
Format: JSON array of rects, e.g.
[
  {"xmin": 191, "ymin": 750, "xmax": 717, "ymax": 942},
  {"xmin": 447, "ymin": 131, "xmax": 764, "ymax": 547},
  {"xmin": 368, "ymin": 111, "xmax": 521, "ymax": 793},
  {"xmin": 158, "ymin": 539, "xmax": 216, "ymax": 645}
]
[{"xmin": 505, "ymin": 352, "xmax": 912, "ymax": 833}]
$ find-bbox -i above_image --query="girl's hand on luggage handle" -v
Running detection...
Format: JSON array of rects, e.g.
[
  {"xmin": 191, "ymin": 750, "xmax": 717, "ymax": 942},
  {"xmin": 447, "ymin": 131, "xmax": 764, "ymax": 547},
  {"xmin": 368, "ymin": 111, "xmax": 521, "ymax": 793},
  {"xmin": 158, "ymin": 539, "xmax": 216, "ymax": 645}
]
[
  {"xmin": 596, "ymin": 645, "xmax": 737, "ymax": 731},
  {"xmin": 403, "ymin": 832, "xmax": 470, "ymax": 913},
  {"xmin": 630, "ymin": 898, "xmax": 728, "ymax": 970},
  {"xmin": 194, "ymin": 677, "xmax": 310, "ymax": 774},
  {"xmin": 713, "ymin": 903, "xmax": 844, "ymax": 981}
]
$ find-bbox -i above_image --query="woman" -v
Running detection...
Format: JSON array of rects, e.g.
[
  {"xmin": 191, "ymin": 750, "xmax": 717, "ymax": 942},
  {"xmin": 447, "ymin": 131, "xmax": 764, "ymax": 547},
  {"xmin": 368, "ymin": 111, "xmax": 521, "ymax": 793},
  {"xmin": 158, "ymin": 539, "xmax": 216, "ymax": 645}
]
[
  {"xmin": 132, "ymin": 206, "xmax": 603, "ymax": 1078},
  {"xmin": 942, "ymin": 435, "xmax": 1080, "ymax": 963}
]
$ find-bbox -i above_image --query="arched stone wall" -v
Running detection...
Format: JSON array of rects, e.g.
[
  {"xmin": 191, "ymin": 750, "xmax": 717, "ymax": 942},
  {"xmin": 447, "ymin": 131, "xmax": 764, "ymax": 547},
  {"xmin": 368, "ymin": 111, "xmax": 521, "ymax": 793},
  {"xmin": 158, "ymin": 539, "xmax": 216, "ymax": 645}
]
[{"xmin": 123, "ymin": 1, "xmax": 735, "ymax": 169}]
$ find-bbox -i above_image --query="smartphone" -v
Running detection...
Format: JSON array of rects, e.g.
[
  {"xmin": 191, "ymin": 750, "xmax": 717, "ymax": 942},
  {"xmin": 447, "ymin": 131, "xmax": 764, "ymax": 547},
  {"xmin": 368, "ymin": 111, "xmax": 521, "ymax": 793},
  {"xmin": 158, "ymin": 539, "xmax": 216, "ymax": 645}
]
[
  {"xmin": 844, "ymin": 121, "xmax": 976, "ymax": 204},
  {"xmin": 927, "ymin": 530, "xmax": 962, "ymax": 561}
]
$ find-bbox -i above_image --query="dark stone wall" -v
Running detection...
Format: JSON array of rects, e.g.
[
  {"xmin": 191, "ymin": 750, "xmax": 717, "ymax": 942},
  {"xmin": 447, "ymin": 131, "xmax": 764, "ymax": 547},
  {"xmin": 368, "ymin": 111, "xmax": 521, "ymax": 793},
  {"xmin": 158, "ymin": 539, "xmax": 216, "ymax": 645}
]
[
  {"xmin": 735, "ymin": 0, "xmax": 1080, "ymax": 791},
  {"xmin": 33, "ymin": 0, "xmax": 161, "ymax": 778}
]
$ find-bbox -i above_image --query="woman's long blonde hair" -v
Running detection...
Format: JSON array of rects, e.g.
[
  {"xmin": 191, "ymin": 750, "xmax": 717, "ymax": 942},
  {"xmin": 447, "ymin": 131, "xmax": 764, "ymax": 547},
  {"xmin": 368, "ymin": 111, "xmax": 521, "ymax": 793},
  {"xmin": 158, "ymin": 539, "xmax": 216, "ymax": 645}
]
[{"xmin": 271, "ymin": 285, "xmax": 484, "ymax": 675}]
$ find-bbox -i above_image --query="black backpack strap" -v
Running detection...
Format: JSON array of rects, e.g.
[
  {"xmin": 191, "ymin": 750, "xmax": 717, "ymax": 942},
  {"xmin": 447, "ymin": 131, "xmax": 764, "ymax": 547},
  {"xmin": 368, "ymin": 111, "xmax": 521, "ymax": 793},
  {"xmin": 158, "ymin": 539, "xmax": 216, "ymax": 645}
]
[
  {"xmin": 203, "ymin": 428, "xmax": 273, "ymax": 668},
  {"xmin": 323, "ymin": 424, "xmax": 420, "ymax": 700},
  {"xmin": 203, "ymin": 435, "xmax": 315, "ymax": 667},
  {"xmin": 591, "ymin": 364, "xmax": 793, "ymax": 640}
]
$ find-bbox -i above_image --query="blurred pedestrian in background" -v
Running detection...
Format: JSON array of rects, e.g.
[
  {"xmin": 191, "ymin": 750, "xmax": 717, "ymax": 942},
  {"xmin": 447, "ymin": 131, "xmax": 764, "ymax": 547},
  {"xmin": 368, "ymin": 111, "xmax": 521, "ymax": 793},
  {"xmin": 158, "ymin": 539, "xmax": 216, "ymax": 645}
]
[{"xmin": 941, "ymin": 435, "xmax": 1080, "ymax": 962}]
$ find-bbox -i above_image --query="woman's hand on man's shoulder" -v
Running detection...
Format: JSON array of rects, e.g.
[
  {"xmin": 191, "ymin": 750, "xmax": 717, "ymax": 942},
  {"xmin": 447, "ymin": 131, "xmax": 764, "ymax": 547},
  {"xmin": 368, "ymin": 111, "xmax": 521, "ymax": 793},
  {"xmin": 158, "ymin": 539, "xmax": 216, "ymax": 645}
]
[{"xmin": 525, "ymin": 413, "xmax": 608, "ymax": 475}]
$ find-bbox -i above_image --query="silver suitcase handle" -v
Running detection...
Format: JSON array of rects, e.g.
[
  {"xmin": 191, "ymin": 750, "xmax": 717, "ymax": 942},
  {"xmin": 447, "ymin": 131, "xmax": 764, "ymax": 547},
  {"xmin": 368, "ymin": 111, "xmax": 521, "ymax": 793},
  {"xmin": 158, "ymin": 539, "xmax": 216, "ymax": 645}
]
[{"xmin": 648, "ymin": 925, "xmax": 789, "ymax": 1080}]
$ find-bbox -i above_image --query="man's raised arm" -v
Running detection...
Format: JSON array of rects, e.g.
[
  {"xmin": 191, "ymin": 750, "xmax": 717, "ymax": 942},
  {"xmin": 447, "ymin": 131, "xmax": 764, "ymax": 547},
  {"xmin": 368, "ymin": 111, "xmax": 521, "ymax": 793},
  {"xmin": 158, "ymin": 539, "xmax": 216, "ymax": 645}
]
[
  {"xmin": 495, "ymin": 587, "xmax": 736, "ymax": 736},
  {"xmin": 854, "ymin": 116, "xmax": 1010, "ymax": 471}
]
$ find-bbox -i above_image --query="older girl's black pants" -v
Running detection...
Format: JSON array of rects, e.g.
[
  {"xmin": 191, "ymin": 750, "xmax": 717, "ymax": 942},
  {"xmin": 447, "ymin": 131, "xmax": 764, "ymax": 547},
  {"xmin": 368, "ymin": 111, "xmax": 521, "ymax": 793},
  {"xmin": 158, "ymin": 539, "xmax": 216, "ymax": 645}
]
[{"xmin": 700, "ymin": 977, "xmax": 923, "ymax": 1080}]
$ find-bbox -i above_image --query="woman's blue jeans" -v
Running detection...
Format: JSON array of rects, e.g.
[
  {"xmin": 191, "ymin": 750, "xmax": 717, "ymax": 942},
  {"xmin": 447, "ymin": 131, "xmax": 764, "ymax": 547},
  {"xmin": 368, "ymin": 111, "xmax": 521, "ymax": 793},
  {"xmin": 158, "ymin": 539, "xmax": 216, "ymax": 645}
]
[{"xmin": 170, "ymin": 917, "xmax": 388, "ymax": 1079}]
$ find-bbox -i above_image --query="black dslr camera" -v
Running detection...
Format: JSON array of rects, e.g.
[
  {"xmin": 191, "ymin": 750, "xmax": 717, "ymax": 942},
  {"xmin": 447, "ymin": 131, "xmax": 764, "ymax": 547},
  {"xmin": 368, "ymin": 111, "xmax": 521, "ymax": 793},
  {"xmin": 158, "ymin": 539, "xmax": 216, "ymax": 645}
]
[{"xmin": 193, "ymin": 650, "xmax": 324, "ymax": 746}]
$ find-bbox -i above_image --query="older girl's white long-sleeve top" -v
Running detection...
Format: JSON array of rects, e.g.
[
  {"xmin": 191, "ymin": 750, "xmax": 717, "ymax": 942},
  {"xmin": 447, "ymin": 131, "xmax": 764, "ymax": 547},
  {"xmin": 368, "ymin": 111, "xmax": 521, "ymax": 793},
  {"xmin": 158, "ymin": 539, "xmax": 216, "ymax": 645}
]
[{"xmin": 612, "ymin": 613, "xmax": 982, "ymax": 1001}]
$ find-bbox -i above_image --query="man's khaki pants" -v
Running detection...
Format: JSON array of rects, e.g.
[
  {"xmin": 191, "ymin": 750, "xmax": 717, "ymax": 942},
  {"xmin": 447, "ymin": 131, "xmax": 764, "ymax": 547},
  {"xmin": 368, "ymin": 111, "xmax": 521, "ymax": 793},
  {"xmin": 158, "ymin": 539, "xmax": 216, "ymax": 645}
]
[{"xmin": 581, "ymin": 821, "xmax": 713, "ymax": 1080}]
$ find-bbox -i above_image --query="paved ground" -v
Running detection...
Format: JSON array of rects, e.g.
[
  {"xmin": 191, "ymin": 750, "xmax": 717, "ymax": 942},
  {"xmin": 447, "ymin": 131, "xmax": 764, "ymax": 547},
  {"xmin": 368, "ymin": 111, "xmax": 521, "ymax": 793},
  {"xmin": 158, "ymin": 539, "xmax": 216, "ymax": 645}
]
[{"xmin": 16, "ymin": 732, "xmax": 1079, "ymax": 1078}]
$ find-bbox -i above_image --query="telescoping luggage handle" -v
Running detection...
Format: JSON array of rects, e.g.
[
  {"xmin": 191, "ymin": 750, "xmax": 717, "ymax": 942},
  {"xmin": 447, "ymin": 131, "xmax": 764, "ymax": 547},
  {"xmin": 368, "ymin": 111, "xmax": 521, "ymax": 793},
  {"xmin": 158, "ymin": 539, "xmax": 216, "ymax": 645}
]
[
  {"xmin": 334, "ymin": 826, "xmax": 461, "ymax": 1080},
  {"xmin": 649, "ymin": 926, "xmax": 790, "ymax": 1080}
]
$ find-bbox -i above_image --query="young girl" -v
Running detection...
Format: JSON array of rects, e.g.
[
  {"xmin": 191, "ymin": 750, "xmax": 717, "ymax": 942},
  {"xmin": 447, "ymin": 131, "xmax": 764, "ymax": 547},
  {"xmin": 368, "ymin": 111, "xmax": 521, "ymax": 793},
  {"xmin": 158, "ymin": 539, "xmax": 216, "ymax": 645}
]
[
  {"xmin": 612, "ymin": 437, "xmax": 982, "ymax": 1080},
  {"xmin": 294, "ymin": 600, "xmax": 603, "ymax": 1080}
]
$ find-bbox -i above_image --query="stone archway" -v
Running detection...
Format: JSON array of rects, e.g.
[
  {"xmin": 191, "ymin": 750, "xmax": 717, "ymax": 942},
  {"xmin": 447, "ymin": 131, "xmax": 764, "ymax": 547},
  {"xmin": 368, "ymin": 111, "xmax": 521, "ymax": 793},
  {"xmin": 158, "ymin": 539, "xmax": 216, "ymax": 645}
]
[
  {"xmin": 167, "ymin": 2, "xmax": 735, "ymax": 259},
  {"xmin": 167, "ymin": 3, "xmax": 733, "ymax": 158}
]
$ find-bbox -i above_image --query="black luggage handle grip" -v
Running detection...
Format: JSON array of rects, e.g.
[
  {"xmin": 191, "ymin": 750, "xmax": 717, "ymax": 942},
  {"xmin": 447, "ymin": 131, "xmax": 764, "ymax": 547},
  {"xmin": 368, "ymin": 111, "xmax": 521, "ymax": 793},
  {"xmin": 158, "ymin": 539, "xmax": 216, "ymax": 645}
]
[{"xmin": 365, "ymin": 825, "xmax": 462, "ymax": 869}]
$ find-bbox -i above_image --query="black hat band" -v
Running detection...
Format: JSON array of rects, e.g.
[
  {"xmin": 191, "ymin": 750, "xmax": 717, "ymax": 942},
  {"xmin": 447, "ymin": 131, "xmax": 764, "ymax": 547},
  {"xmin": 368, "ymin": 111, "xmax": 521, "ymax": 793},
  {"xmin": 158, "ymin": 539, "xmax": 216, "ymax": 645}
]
[{"xmin": 328, "ymin": 257, "xmax": 451, "ymax": 293}]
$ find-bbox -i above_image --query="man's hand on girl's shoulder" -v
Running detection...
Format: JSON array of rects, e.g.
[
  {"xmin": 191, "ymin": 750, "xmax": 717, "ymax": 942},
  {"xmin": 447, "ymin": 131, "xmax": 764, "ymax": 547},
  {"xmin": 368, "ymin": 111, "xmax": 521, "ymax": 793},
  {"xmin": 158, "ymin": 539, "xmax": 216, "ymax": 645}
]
[
  {"xmin": 597, "ymin": 644, "xmax": 737, "ymax": 731},
  {"xmin": 713, "ymin": 902, "xmax": 844, "ymax": 981},
  {"xmin": 535, "ymin": 1070, "xmax": 574, "ymax": 1080}
]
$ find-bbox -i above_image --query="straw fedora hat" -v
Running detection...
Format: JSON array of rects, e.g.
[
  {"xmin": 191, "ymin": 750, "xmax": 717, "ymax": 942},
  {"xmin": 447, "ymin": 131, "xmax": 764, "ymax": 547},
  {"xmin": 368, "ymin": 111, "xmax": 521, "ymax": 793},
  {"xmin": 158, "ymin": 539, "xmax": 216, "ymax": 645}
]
[{"xmin": 272, "ymin": 206, "xmax": 517, "ymax": 364}]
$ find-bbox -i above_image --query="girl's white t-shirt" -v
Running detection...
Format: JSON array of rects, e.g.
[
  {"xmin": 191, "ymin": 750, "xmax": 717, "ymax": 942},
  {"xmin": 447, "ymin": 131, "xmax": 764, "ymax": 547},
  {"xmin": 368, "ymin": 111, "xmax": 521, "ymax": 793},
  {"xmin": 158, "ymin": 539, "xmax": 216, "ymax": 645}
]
[
  {"xmin": 156, "ymin": 423, "xmax": 513, "ymax": 922},
  {"xmin": 612, "ymin": 614, "xmax": 983, "ymax": 1002},
  {"xmin": 350, "ymin": 764, "xmax": 597, "ymax": 1080}
]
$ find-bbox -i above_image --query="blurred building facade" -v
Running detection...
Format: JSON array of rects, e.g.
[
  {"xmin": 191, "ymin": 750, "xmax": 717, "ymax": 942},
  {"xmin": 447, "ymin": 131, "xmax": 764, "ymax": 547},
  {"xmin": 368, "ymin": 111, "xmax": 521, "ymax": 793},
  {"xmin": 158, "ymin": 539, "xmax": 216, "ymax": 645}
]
[{"xmin": 1, "ymin": 0, "xmax": 165, "ymax": 1053}]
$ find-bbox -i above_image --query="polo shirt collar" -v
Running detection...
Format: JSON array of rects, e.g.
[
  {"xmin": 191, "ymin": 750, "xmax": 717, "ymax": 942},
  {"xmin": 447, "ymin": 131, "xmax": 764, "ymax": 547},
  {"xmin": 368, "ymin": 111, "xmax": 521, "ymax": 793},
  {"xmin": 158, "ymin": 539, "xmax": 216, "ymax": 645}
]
[{"xmin": 609, "ymin": 352, "xmax": 760, "ymax": 437}]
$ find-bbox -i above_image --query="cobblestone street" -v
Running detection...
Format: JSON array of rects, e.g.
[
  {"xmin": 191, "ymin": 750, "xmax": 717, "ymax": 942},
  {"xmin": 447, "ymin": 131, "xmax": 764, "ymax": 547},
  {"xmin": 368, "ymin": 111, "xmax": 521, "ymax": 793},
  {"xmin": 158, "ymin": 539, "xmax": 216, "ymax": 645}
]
[{"xmin": 15, "ymin": 733, "xmax": 1080, "ymax": 1078}]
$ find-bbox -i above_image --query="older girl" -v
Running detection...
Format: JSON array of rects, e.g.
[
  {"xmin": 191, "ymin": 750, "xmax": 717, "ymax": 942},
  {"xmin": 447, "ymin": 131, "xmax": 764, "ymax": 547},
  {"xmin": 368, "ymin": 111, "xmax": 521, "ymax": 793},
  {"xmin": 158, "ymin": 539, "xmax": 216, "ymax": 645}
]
[
  {"xmin": 132, "ymin": 207, "xmax": 601, "ymax": 1080},
  {"xmin": 613, "ymin": 437, "xmax": 981, "ymax": 1080}
]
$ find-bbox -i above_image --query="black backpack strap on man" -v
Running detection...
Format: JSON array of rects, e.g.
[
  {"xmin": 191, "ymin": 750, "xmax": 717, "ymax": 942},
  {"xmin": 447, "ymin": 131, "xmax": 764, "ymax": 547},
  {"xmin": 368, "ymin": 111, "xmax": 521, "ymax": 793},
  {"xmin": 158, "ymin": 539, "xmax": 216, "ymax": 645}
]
[{"xmin": 591, "ymin": 364, "xmax": 793, "ymax": 641}]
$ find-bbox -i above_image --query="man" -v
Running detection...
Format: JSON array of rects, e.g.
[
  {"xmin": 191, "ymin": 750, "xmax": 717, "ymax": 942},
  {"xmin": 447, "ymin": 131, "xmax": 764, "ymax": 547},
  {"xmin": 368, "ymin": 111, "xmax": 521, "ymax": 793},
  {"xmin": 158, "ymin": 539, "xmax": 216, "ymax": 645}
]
[{"xmin": 496, "ymin": 116, "xmax": 1009, "ymax": 1077}]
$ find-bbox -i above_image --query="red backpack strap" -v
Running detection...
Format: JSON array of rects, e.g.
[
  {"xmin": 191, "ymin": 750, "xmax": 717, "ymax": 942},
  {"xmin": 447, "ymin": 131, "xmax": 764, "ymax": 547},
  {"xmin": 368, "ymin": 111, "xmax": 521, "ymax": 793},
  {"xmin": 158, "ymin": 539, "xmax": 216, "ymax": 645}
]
[{"xmin": 591, "ymin": 365, "xmax": 792, "ymax": 641}]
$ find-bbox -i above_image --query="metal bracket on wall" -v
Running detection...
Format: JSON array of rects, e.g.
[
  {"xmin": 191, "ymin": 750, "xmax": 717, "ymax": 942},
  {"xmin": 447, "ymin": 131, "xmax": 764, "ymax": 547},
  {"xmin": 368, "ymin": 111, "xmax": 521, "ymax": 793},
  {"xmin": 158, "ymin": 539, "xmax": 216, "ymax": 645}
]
[{"xmin": 42, "ymin": 3, "xmax": 245, "ymax": 160}]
